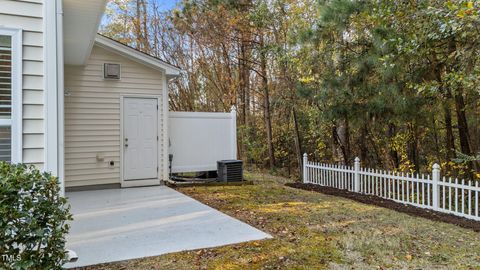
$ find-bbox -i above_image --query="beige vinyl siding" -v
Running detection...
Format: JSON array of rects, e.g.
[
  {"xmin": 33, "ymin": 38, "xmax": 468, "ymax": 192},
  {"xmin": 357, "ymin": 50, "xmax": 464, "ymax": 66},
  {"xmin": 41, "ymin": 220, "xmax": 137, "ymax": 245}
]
[
  {"xmin": 64, "ymin": 45, "xmax": 166, "ymax": 187},
  {"xmin": 0, "ymin": 0, "xmax": 45, "ymax": 168}
]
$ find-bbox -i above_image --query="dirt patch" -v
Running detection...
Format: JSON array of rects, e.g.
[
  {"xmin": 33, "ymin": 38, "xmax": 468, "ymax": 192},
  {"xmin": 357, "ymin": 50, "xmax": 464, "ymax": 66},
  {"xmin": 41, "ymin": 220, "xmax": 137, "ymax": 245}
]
[{"xmin": 286, "ymin": 183, "xmax": 480, "ymax": 232}]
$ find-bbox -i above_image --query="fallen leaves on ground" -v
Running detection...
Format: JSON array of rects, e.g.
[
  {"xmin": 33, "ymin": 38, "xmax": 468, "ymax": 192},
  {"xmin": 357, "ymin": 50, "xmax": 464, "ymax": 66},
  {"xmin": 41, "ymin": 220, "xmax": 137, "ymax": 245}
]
[{"xmin": 79, "ymin": 172, "xmax": 480, "ymax": 270}]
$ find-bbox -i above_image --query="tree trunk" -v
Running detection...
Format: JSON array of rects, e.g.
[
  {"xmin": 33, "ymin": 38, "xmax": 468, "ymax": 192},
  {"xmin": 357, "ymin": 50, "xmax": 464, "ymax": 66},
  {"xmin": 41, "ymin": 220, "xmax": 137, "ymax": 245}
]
[
  {"xmin": 387, "ymin": 123, "xmax": 400, "ymax": 169},
  {"xmin": 454, "ymin": 89, "xmax": 475, "ymax": 177},
  {"xmin": 292, "ymin": 108, "xmax": 303, "ymax": 178},
  {"xmin": 239, "ymin": 36, "xmax": 249, "ymax": 126},
  {"xmin": 260, "ymin": 34, "xmax": 275, "ymax": 168},
  {"xmin": 358, "ymin": 122, "xmax": 368, "ymax": 166},
  {"xmin": 134, "ymin": 0, "xmax": 142, "ymax": 50},
  {"xmin": 444, "ymin": 102, "xmax": 456, "ymax": 162},
  {"xmin": 454, "ymin": 90, "xmax": 472, "ymax": 156},
  {"xmin": 432, "ymin": 115, "xmax": 441, "ymax": 161},
  {"xmin": 432, "ymin": 55, "xmax": 456, "ymax": 163},
  {"xmin": 237, "ymin": 33, "xmax": 249, "ymax": 162},
  {"xmin": 407, "ymin": 124, "xmax": 419, "ymax": 172},
  {"xmin": 334, "ymin": 116, "xmax": 350, "ymax": 164},
  {"xmin": 140, "ymin": 0, "xmax": 150, "ymax": 52}
]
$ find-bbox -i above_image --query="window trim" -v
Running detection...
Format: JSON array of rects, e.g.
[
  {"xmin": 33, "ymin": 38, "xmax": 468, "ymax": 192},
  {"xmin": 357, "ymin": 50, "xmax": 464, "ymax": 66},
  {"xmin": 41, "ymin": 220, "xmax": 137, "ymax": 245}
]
[{"xmin": 0, "ymin": 28, "xmax": 22, "ymax": 163}]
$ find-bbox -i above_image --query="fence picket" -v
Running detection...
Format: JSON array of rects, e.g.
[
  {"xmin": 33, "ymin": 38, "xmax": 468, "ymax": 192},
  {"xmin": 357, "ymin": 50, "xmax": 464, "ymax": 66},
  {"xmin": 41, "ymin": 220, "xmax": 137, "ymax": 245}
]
[
  {"xmin": 311, "ymin": 162, "xmax": 313, "ymax": 184},
  {"xmin": 339, "ymin": 165, "xmax": 342, "ymax": 189},
  {"xmin": 306, "ymin": 161, "xmax": 309, "ymax": 183},
  {"xmin": 322, "ymin": 163, "xmax": 325, "ymax": 185},
  {"xmin": 334, "ymin": 164, "xmax": 337, "ymax": 188},
  {"xmin": 340, "ymin": 165, "xmax": 344, "ymax": 189},
  {"xmin": 333, "ymin": 164, "xmax": 336, "ymax": 188},
  {"xmin": 324, "ymin": 163, "xmax": 328, "ymax": 186},
  {"xmin": 407, "ymin": 173, "xmax": 411, "ymax": 203},
  {"xmin": 312, "ymin": 162, "xmax": 315, "ymax": 184},
  {"xmin": 363, "ymin": 168, "xmax": 366, "ymax": 194},
  {"xmin": 372, "ymin": 168, "xmax": 375, "ymax": 195},
  {"xmin": 468, "ymin": 181, "xmax": 472, "ymax": 216},
  {"xmin": 369, "ymin": 168, "xmax": 373, "ymax": 195},
  {"xmin": 331, "ymin": 164, "xmax": 334, "ymax": 187},
  {"xmin": 325, "ymin": 164, "xmax": 328, "ymax": 186},
  {"xmin": 442, "ymin": 176, "xmax": 446, "ymax": 209},
  {"xmin": 366, "ymin": 169, "xmax": 369, "ymax": 194},
  {"xmin": 308, "ymin": 161, "xmax": 311, "ymax": 183},
  {"xmin": 330, "ymin": 164, "xmax": 333, "ymax": 188},
  {"xmin": 387, "ymin": 171, "xmax": 391, "ymax": 199},
  {"xmin": 421, "ymin": 174, "xmax": 424, "ymax": 205},
  {"xmin": 332, "ymin": 164, "xmax": 335, "ymax": 187},
  {"xmin": 366, "ymin": 168, "xmax": 369, "ymax": 194},
  {"xmin": 382, "ymin": 170, "xmax": 386, "ymax": 198},
  {"xmin": 455, "ymin": 178, "xmax": 459, "ymax": 213},
  {"xmin": 415, "ymin": 173, "xmax": 420, "ymax": 204},
  {"xmin": 427, "ymin": 174, "xmax": 431, "ymax": 207},
  {"xmin": 313, "ymin": 163, "xmax": 316, "ymax": 184},
  {"xmin": 384, "ymin": 171, "xmax": 390, "ymax": 199},
  {"xmin": 316, "ymin": 162, "xmax": 319, "ymax": 185},
  {"xmin": 476, "ymin": 181, "xmax": 479, "ymax": 218},
  {"xmin": 363, "ymin": 168, "xmax": 367, "ymax": 193},
  {"xmin": 449, "ymin": 177, "xmax": 452, "ymax": 211}
]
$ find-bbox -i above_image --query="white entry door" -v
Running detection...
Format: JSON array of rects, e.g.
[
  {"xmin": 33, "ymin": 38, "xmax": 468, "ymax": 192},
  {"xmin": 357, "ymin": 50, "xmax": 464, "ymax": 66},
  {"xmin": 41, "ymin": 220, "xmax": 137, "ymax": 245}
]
[{"xmin": 123, "ymin": 97, "xmax": 158, "ymax": 180}]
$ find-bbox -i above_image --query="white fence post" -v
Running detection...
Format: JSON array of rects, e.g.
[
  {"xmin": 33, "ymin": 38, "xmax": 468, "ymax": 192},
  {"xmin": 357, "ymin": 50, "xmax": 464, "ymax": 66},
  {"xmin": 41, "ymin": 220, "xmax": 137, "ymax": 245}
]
[
  {"xmin": 432, "ymin": 163, "xmax": 440, "ymax": 210},
  {"xmin": 354, "ymin": 157, "xmax": 360, "ymax": 192},
  {"xmin": 231, "ymin": 106, "xmax": 237, "ymax": 159},
  {"xmin": 303, "ymin": 153, "xmax": 308, "ymax": 183}
]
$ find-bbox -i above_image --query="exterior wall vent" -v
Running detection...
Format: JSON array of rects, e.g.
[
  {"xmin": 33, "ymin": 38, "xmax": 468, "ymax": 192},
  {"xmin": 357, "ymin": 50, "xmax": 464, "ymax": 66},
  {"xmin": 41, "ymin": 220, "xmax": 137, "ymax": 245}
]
[
  {"xmin": 104, "ymin": 63, "xmax": 121, "ymax": 79},
  {"xmin": 217, "ymin": 160, "xmax": 243, "ymax": 182}
]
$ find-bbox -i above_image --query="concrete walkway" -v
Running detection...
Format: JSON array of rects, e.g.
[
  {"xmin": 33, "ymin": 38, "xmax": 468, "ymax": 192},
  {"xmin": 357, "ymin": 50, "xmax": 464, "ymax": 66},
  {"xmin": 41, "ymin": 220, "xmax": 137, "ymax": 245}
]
[{"xmin": 64, "ymin": 186, "xmax": 271, "ymax": 268}]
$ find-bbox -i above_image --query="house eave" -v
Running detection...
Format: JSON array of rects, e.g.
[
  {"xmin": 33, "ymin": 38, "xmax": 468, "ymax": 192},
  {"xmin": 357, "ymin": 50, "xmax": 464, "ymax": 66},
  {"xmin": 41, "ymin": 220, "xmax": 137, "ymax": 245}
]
[
  {"xmin": 94, "ymin": 35, "xmax": 181, "ymax": 77},
  {"xmin": 63, "ymin": 0, "xmax": 108, "ymax": 65}
]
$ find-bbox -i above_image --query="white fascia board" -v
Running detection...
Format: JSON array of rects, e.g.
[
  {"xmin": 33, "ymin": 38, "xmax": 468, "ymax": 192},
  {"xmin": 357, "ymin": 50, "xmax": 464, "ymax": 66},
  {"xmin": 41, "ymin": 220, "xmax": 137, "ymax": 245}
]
[
  {"xmin": 63, "ymin": 0, "xmax": 108, "ymax": 65},
  {"xmin": 79, "ymin": 1, "xmax": 109, "ymax": 65},
  {"xmin": 94, "ymin": 35, "xmax": 181, "ymax": 77}
]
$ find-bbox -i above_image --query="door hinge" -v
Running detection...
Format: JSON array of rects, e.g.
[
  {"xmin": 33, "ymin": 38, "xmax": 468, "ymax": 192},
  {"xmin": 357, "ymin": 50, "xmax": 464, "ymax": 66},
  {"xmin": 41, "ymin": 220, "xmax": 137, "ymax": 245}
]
[
  {"xmin": 157, "ymin": 166, "xmax": 159, "ymax": 172},
  {"xmin": 157, "ymin": 105, "xmax": 159, "ymax": 110},
  {"xmin": 157, "ymin": 135, "xmax": 159, "ymax": 141}
]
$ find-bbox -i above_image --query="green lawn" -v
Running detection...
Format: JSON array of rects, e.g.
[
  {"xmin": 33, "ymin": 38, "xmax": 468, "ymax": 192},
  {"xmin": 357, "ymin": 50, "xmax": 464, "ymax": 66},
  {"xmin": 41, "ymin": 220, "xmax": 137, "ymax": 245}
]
[{"xmin": 84, "ymin": 172, "xmax": 480, "ymax": 270}]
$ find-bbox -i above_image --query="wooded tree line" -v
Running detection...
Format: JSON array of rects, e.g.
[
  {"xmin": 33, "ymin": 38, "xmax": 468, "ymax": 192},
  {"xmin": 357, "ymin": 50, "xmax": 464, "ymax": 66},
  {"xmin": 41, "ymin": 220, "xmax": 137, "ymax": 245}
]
[{"xmin": 101, "ymin": 0, "xmax": 480, "ymax": 180}]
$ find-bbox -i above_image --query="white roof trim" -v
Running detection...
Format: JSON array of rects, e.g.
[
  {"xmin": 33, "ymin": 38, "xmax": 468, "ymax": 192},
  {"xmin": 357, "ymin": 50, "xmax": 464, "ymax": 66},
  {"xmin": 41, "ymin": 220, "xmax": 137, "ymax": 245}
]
[{"xmin": 94, "ymin": 35, "xmax": 181, "ymax": 76}]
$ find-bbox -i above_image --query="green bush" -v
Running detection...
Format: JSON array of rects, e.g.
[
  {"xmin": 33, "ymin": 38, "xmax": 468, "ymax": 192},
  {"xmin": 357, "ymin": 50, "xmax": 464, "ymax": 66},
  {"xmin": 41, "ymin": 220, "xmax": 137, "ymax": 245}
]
[{"xmin": 0, "ymin": 162, "xmax": 72, "ymax": 270}]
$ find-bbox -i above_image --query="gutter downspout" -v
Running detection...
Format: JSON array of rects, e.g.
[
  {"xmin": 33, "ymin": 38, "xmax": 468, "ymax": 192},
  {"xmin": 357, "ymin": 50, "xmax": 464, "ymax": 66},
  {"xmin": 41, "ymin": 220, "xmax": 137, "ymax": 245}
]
[
  {"xmin": 56, "ymin": 0, "xmax": 65, "ymax": 197},
  {"xmin": 45, "ymin": 0, "xmax": 61, "ymax": 195}
]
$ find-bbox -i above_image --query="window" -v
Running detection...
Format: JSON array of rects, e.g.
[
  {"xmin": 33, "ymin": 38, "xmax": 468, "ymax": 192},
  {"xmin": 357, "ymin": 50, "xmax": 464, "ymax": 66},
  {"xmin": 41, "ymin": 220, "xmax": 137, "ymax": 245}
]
[
  {"xmin": 0, "ymin": 35, "xmax": 12, "ymax": 161},
  {"xmin": 0, "ymin": 29, "xmax": 22, "ymax": 163}
]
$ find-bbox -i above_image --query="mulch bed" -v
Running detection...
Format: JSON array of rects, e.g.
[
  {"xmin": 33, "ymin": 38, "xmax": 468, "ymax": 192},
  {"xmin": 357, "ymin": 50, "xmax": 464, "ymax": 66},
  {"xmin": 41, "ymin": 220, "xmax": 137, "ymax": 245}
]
[{"xmin": 286, "ymin": 183, "xmax": 480, "ymax": 232}]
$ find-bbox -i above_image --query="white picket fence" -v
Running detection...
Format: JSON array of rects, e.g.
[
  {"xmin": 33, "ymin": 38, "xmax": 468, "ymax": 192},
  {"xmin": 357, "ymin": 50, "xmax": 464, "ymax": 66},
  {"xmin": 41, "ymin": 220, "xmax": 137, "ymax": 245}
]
[{"xmin": 302, "ymin": 154, "xmax": 480, "ymax": 221}]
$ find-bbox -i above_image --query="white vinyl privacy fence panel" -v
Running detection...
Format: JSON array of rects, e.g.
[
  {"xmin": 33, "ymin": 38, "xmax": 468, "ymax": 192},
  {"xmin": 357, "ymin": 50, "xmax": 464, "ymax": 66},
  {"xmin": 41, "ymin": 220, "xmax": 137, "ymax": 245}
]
[
  {"xmin": 303, "ymin": 154, "xmax": 480, "ymax": 221},
  {"xmin": 168, "ymin": 108, "xmax": 237, "ymax": 173}
]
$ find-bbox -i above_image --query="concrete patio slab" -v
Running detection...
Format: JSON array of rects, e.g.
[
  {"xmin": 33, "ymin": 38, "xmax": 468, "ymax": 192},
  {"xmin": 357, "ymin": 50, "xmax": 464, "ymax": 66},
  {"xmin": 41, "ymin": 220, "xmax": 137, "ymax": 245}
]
[{"xmin": 64, "ymin": 186, "xmax": 271, "ymax": 268}]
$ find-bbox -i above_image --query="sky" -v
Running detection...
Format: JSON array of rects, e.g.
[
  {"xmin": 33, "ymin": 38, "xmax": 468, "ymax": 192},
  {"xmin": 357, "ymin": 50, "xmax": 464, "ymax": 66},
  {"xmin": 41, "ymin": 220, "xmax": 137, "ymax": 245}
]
[
  {"xmin": 101, "ymin": 0, "xmax": 181, "ymax": 27},
  {"xmin": 151, "ymin": 0, "xmax": 180, "ymax": 11}
]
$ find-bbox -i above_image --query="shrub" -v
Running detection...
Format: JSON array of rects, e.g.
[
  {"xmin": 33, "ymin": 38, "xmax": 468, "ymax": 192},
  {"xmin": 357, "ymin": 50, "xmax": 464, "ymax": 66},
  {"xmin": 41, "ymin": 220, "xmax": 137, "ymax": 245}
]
[{"xmin": 0, "ymin": 162, "xmax": 72, "ymax": 269}]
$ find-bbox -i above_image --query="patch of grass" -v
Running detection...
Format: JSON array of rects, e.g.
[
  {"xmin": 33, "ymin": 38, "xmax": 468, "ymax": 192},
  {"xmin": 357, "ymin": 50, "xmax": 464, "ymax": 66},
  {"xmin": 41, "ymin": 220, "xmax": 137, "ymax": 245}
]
[{"xmin": 82, "ymin": 172, "xmax": 480, "ymax": 270}]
